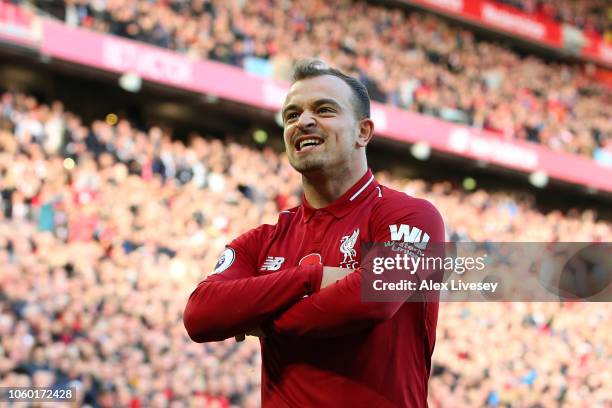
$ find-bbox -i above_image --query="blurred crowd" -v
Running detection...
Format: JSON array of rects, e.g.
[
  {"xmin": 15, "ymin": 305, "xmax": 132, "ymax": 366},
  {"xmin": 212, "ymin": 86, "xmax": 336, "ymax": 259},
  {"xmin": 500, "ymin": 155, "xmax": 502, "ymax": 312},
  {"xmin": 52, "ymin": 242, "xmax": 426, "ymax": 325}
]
[
  {"xmin": 1, "ymin": 90, "xmax": 611, "ymax": 407},
  {"xmin": 21, "ymin": 0, "xmax": 612, "ymax": 164},
  {"xmin": 495, "ymin": 0, "xmax": 612, "ymax": 40}
]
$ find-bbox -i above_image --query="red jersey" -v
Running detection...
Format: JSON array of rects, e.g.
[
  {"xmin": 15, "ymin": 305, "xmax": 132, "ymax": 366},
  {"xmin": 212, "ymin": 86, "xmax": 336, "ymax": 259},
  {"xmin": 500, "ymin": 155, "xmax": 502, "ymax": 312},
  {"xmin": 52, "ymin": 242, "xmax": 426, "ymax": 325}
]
[{"xmin": 184, "ymin": 169, "xmax": 445, "ymax": 407}]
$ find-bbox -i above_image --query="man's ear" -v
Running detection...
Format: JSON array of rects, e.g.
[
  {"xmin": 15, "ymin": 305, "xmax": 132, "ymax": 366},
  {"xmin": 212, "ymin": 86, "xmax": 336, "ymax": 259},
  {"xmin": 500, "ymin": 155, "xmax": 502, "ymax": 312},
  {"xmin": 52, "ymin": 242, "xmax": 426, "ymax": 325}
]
[{"xmin": 356, "ymin": 118, "xmax": 375, "ymax": 148}]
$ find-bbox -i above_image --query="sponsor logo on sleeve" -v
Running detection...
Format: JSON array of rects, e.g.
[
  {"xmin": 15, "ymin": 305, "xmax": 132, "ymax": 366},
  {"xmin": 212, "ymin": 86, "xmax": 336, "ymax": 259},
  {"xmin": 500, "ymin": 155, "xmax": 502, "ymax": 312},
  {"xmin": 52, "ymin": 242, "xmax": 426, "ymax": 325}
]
[
  {"xmin": 261, "ymin": 256, "xmax": 285, "ymax": 271},
  {"xmin": 389, "ymin": 224, "xmax": 430, "ymax": 250},
  {"xmin": 213, "ymin": 248, "xmax": 235, "ymax": 274}
]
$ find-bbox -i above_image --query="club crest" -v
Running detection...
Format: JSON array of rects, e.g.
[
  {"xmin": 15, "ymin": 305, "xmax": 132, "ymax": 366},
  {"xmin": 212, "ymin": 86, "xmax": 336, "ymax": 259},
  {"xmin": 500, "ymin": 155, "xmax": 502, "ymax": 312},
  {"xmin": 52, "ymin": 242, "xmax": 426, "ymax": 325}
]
[{"xmin": 339, "ymin": 228, "xmax": 360, "ymax": 268}]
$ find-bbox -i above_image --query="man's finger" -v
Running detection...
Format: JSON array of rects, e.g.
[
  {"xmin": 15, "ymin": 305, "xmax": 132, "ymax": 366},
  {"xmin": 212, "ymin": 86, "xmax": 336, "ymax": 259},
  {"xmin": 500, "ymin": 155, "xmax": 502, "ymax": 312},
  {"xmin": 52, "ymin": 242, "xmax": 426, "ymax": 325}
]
[{"xmin": 246, "ymin": 327, "xmax": 265, "ymax": 338}]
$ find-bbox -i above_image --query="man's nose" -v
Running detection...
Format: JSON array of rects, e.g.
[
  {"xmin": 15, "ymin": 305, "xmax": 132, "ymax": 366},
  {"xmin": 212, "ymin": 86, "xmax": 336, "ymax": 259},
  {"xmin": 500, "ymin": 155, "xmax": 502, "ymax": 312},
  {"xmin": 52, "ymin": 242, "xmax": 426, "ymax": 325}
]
[{"xmin": 296, "ymin": 111, "xmax": 316, "ymax": 130}]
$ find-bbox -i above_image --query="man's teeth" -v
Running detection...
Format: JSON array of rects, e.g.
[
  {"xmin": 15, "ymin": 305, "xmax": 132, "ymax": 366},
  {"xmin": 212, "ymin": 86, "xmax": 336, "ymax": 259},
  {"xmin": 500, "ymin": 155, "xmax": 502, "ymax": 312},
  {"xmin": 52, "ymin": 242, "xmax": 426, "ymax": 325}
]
[{"xmin": 299, "ymin": 139, "xmax": 322, "ymax": 149}]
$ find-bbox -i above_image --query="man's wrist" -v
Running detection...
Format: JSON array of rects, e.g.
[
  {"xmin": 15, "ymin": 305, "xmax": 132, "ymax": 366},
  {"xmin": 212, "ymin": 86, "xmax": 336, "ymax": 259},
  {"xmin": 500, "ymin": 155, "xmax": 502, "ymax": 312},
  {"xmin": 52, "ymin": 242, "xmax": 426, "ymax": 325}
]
[{"xmin": 309, "ymin": 264, "xmax": 324, "ymax": 293}]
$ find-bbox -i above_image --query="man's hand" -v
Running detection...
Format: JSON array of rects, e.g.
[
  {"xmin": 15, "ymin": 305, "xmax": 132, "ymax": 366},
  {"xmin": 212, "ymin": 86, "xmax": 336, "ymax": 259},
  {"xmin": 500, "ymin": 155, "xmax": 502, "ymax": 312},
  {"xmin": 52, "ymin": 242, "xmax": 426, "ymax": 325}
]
[
  {"xmin": 235, "ymin": 327, "xmax": 266, "ymax": 342},
  {"xmin": 321, "ymin": 267, "xmax": 354, "ymax": 289},
  {"xmin": 234, "ymin": 267, "xmax": 353, "ymax": 342}
]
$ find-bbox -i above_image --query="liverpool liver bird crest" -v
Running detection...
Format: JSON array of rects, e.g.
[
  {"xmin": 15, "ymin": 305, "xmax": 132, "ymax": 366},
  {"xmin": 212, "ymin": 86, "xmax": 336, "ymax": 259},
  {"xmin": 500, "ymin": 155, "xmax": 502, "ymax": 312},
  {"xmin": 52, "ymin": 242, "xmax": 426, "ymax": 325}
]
[{"xmin": 340, "ymin": 228, "xmax": 360, "ymax": 265}]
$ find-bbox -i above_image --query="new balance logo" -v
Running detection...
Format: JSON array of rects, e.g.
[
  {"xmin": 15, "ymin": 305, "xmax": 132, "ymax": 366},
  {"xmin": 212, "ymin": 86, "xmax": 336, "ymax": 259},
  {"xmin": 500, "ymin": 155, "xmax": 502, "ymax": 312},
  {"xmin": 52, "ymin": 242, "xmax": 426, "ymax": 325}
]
[
  {"xmin": 261, "ymin": 256, "xmax": 285, "ymax": 271},
  {"xmin": 389, "ymin": 224, "xmax": 430, "ymax": 250}
]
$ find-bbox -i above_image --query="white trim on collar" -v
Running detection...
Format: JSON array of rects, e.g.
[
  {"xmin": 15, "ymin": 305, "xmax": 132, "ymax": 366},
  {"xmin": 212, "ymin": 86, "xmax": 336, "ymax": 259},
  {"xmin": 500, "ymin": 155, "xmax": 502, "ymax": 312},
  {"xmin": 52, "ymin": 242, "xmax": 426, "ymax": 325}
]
[{"xmin": 349, "ymin": 174, "xmax": 375, "ymax": 202}]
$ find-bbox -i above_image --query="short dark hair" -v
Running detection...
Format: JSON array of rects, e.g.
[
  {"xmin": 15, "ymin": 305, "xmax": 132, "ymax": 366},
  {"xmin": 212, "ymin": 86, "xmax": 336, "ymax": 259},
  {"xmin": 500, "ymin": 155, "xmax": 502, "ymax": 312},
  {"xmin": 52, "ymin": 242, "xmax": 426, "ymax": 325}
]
[{"xmin": 291, "ymin": 59, "xmax": 370, "ymax": 120}]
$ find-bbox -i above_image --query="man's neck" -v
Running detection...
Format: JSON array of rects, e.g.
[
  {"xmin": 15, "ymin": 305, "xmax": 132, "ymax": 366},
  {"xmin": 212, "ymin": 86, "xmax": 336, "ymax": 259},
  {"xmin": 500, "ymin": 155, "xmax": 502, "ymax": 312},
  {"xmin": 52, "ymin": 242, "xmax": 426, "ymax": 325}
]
[{"xmin": 302, "ymin": 164, "xmax": 368, "ymax": 209}]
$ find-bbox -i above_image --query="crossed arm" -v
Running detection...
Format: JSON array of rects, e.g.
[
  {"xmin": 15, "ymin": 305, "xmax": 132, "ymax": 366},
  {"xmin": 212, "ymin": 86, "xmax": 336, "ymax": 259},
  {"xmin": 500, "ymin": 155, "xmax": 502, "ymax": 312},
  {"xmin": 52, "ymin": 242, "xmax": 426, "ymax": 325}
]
[
  {"xmin": 183, "ymin": 199, "xmax": 445, "ymax": 342},
  {"xmin": 183, "ymin": 257, "xmax": 418, "ymax": 342},
  {"xmin": 182, "ymin": 261, "xmax": 323, "ymax": 342},
  {"xmin": 183, "ymin": 261, "xmax": 357, "ymax": 342}
]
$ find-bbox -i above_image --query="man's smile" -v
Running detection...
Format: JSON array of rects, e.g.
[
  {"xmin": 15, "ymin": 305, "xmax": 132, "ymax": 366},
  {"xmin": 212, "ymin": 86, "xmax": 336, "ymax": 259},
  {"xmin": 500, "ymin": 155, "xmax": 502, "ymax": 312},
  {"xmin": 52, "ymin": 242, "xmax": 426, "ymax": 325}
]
[{"xmin": 294, "ymin": 134, "xmax": 325, "ymax": 154}]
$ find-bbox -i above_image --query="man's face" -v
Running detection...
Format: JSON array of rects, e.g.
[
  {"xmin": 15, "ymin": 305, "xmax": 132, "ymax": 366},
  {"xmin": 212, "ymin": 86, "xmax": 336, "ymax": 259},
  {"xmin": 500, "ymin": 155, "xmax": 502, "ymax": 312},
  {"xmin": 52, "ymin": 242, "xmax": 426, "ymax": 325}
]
[{"xmin": 282, "ymin": 75, "xmax": 360, "ymax": 174}]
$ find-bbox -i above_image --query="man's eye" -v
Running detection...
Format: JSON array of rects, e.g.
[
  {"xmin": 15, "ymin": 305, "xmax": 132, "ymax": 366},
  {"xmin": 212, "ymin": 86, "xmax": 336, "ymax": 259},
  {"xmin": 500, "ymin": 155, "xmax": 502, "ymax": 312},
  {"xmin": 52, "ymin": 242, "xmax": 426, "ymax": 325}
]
[
  {"xmin": 318, "ymin": 107, "xmax": 333, "ymax": 113},
  {"xmin": 286, "ymin": 113, "xmax": 298, "ymax": 121}
]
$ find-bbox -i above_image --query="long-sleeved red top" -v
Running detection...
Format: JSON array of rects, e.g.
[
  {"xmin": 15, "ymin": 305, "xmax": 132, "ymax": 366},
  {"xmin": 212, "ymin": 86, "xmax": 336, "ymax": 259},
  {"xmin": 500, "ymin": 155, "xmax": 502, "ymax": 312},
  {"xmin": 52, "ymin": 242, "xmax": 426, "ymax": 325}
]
[{"xmin": 184, "ymin": 169, "xmax": 445, "ymax": 407}]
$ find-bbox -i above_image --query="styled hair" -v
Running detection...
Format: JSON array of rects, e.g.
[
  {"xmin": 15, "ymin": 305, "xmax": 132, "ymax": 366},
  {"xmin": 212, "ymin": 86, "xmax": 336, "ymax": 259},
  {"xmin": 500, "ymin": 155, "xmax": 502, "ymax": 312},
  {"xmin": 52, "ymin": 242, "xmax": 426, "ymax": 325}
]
[{"xmin": 291, "ymin": 59, "xmax": 370, "ymax": 120}]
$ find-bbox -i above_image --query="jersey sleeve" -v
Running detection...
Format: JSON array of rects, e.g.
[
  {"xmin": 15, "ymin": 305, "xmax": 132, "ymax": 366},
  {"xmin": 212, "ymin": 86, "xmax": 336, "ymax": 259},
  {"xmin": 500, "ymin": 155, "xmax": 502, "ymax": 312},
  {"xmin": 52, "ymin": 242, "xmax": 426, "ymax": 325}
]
[
  {"xmin": 271, "ymin": 194, "xmax": 445, "ymax": 338},
  {"xmin": 183, "ymin": 225, "xmax": 323, "ymax": 342}
]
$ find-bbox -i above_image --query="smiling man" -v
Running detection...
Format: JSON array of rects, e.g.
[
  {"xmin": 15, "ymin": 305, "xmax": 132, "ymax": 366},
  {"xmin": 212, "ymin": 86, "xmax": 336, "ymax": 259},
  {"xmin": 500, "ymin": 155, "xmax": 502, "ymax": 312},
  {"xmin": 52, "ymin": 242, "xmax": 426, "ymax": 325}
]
[{"xmin": 183, "ymin": 59, "xmax": 445, "ymax": 407}]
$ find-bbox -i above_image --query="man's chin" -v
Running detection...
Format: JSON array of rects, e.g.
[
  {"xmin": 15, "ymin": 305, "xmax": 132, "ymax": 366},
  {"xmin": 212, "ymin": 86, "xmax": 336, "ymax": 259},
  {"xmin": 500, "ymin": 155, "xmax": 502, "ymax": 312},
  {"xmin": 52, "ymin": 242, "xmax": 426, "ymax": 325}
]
[{"xmin": 289, "ymin": 157, "xmax": 326, "ymax": 174}]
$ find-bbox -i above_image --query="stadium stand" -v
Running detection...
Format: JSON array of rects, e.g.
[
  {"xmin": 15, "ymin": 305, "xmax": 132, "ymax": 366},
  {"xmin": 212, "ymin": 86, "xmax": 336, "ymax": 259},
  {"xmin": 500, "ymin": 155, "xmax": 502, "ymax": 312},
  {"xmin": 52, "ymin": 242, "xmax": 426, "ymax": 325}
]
[
  {"xmin": 494, "ymin": 0, "xmax": 612, "ymax": 39},
  {"xmin": 22, "ymin": 0, "xmax": 612, "ymax": 162},
  {"xmin": 0, "ymin": 91, "xmax": 610, "ymax": 407}
]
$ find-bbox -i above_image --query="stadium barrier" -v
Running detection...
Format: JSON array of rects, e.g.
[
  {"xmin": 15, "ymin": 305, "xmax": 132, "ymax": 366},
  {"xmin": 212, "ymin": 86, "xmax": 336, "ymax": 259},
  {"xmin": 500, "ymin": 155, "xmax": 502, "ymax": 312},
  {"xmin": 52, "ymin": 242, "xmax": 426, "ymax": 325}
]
[
  {"xmin": 0, "ymin": 2, "xmax": 40, "ymax": 47},
  {"xmin": 39, "ymin": 20, "xmax": 612, "ymax": 194},
  {"xmin": 404, "ymin": 0, "xmax": 612, "ymax": 68}
]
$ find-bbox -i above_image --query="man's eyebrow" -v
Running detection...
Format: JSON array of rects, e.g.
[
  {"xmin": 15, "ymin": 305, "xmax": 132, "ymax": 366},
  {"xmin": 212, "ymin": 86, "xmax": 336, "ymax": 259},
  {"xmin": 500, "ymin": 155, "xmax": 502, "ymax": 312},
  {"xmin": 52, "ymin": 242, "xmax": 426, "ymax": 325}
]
[
  {"xmin": 281, "ymin": 104, "xmax": 300, "ymax": 118},
  {"xmin": 311, "ymin": 98, "xmax": 342, "ymax": 110},
  {"xmin": 282, "ymin": 99, "xmax": 343, "ymax": 117}
]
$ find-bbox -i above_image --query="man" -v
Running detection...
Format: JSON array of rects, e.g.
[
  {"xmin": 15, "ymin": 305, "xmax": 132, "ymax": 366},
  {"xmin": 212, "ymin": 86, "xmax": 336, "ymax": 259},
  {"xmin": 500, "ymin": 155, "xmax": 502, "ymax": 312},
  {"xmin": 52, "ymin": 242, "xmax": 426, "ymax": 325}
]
[{"xmin": 184, "ymin": 60, "xmax": 445, "ymax": 407}]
